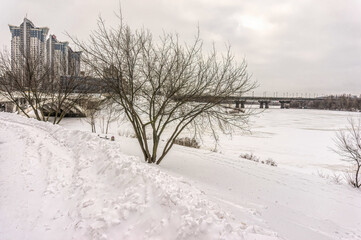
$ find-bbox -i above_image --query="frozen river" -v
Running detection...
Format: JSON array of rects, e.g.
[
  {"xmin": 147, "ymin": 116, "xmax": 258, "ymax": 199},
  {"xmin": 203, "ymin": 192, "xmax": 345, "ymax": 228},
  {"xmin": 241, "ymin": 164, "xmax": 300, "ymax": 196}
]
[
  {"xmin": 60, "ymin": 108, "xmax": 361, "ymax": 174},
  {"xmin": 214, "ymin": 108, "xmax": 361, "ymax": 173}
]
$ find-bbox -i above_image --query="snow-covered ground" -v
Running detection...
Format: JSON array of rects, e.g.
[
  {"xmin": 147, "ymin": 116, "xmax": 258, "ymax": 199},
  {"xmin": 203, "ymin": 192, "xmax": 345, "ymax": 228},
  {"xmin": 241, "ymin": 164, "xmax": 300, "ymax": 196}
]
[
  {"xmin": 0, "ymin": 112, "xmax": 279, "ymax": 240},
  {"xmin": 214, "ymin": 108, "xmax": 361, "ymax": 173},
  {"xmin": 1, "ymin": 109, "xmax": 361, "ymax": 240},
  {"xmin": 61, "ymin": 108, "xmax": 361, "ymax": 240},
  {"xmin": 62, "ymin": 107, "xmax": 361, "ymax": 174}
]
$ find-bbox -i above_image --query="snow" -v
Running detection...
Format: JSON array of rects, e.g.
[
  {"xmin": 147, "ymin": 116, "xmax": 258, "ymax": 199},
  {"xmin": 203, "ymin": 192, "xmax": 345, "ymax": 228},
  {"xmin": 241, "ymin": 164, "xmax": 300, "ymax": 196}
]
[
  {"xmin": 61, "ymin": 108, "xmax": 361, "ymax": 173},
  {"xmin": 1, "ymin": 108, "xmax": 361, "ymax": 240},
  {"xmin": 59, "ymin": 108, "xmax": 361, "ymax": 240},
  {"xmin": 0, "ymin": 112, "xmax": 280, "ymax": 240},
  {"xmin": 213, "ymin": 108, "xmax": 361, "ymax": 173}
]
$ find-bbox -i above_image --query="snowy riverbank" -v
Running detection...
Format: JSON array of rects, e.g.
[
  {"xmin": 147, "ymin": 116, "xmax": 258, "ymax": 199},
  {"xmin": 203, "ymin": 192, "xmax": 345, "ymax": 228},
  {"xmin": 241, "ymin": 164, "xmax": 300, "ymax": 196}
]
[
  {"xmin": 0, "ymin": 113, "xmax": 279, "ymax": 240},
  {"xmin": 1, "ymin": 112, "xmax": 361, "ymax": 240},
  {"xmin": 61, "ymin": 108, "xmax": 361, "ymax": 240}
]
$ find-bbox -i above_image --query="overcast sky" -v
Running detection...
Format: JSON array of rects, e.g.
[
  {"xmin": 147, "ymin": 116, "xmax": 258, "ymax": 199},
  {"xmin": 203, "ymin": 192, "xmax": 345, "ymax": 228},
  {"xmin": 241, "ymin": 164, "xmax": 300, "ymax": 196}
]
[{"xmin": 1, "ymin": 0, "xmax": 360, "ymax": 95}]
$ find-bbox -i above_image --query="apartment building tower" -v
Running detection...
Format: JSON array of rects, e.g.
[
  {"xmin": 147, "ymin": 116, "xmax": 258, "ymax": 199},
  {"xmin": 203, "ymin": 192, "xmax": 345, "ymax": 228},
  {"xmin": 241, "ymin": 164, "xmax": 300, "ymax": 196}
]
[
  {"xmin": 9, "ymin": 18, "xmax": 81, "ymax": 76},
  {"xmin": 46, "ymin": 34, "xmax": 69, "ymax": 76},
  {"xmin": 9, "ymin": 18, "xmax": 49, "ymax": 69}
]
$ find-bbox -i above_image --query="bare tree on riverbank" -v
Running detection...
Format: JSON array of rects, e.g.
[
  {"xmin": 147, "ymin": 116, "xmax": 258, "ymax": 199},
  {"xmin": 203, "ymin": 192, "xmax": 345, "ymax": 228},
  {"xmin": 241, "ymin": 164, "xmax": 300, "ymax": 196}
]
[
  {"xmin": 0, "ymin": 49, "xmax": 89, "ymax": 124},
  {"xmin": 334, "ymin": 118, "xmax": 361, "ymax": 188},
  {"xmin": 70, "ymin": 13, "xmax": 256, "ymax": 164}
]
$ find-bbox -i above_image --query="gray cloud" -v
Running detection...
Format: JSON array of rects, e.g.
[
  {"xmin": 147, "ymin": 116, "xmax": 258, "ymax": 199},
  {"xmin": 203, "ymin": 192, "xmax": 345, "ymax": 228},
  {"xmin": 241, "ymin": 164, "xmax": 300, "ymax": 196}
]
[{"xmin": 1, "ymin": 0, "xmax": 360, "ymax": 95}]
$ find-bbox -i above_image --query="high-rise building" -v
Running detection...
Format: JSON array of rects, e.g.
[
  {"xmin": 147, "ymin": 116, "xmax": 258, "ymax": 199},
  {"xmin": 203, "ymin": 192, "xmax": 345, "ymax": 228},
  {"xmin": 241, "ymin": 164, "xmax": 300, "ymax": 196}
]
[
  {"xmin": 9, "ymin": 18, "xmax": 81, "ymax": 77},
  {"xmin": 9, "ymin": 18, "xmax": 49, "ymax": 69},
  {"xmin": 46, "ymin": 34, "xmax": 69, "ymax": 76},
  {"xmin": 47, "ymin": 34, "xmax": 82, "ymax": 76},
  {"xmin": 68, "ymin": 47, "xmax": 82, "ymax": 76}
]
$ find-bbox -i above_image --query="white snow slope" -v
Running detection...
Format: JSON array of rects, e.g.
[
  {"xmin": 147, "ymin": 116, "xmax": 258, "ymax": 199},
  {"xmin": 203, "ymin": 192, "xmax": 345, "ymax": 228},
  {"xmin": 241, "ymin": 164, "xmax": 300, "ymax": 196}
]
[
  {"xmin": 59, "ymin": 109, "xmax": 361, "ymax": 240},
  {"xmin": 0, "ymin": 113, "xmax": 279, "ymax": 240}
]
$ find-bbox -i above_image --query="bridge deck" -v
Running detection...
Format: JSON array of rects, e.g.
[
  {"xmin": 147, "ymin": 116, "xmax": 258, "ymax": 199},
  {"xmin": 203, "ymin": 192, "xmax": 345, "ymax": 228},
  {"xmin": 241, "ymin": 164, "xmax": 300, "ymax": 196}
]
[{"xmin": 229, "ymin": 96, "xmax": 322, "ymax": 101}]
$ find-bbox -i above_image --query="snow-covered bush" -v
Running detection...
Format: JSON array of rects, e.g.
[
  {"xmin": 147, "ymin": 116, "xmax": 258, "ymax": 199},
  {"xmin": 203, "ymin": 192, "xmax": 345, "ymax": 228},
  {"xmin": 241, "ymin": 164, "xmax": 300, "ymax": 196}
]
[
  {"xmin": 118, "ymin": 129, "xmax": 137, "ymax": 138},
  {"xmin": 317, "ymin": 170, "xmax": 343, "ymax": 185},
  {"xmin": 118, "ymin": 129, "xmax": 152, "ymax": 140},
  {"xmin": 240, "ymin": 153, "xmax": 259, "ymax": 162},
  {"xmin": 174, "ymin": 137, "xmax": 200, "ymax": 149},
  {"xmin": 265, "ymin": 158, "xmax": 277, "ymax": 167},
  {"xmin": 240, "ymin": 154, "xmax": 277, "ymax": 167}
]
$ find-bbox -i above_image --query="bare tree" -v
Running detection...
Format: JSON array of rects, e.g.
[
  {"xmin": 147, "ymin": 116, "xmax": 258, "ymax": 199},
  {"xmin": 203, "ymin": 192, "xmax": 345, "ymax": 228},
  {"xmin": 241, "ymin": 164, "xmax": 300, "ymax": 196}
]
[
  {"xmin": 334, "ymin": 118, "xmax": 361, "ymax": 188},
  {"xmin": 70, "ymin": 15, "xmax": 256, "ymax": 164},
  {"xmin": 98, "ymin": 101, "xmax": 121, "ymax": 134},
  {"xmin": 45, "ymin": 62, "xmax": 90, "ymax": 124},
  {"xmin": 83, "ymin": 98, "xmax": 108, "ymax": 133},
  {"xmin": 0, "ymin": 48, "xmax": 51, "ymax": 120},
  {"xmin": 83, "ymin": 102, "xmax": 99, "ymax": 133},
  {"xmin": 0, "ymin": 48, "xmax": 89, "ymax": 124}
]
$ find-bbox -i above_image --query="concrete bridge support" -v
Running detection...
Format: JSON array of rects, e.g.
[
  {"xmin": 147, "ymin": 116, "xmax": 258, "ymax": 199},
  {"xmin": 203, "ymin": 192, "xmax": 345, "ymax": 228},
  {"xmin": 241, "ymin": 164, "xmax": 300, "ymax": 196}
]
[
  {"xmin": 280, "ymin": 101, "xmax": 285, "ymax": 109},
  {"xmin": 259, "ymin": 101, "xmax": 270, "ymax": 109},
  {"xmin": 235, "ymin": 101, "xmax": 246, "ymax": 109},
  {"xmin": 279, "ymin": 100, "xmax": 291, "ymax": 109},
  {"xmin": 301, "ymin": 101, "xmax": 307, "ymax": 109},
  {"xmin": 3, "ymin": 102, "xmax": 16, "ymax": 113}
]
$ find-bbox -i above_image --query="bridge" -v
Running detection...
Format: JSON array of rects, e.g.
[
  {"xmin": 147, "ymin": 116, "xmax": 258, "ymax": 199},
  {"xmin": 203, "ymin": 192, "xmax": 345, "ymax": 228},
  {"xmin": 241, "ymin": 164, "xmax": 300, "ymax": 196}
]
[
  {"xmin": 0, "ymin": 93, "xmax": 100, "ymax": 117},
  {"xmin": 1, "ymin": 92, "xmax": 323, "ymax": 117},
  {"xmin": 227, "ymin": 96, "xmax": 323, "ymax": 109},
  {"xmin": 183, "ymin": 95, "xmax": 323, "ymax": 109}
]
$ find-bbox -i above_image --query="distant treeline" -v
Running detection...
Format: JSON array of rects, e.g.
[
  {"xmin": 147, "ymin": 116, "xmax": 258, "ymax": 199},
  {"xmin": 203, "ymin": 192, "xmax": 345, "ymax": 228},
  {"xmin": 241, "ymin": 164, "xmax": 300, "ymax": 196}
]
[{"xmin": 290, "ymin": 95, "xmax": 361, "ymax": 111}]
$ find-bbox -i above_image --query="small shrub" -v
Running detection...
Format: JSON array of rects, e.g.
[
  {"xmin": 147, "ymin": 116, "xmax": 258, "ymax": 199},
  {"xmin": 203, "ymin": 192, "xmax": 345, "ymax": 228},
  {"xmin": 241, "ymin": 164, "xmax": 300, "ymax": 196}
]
[
  {"xmin": 118, "ymin": 129, "xmax": 153, "ymax": 139},
  {"xmin": 118, "ymin": 129, "xmax": 137, "ymax": 138},
  {"xmin": 317, "ymin": 170, "xmax": 343, "ymax": 185},
  {"xmin": 240, "ymin": 153, "xmax": 259, "ymax": 162},
  {"xmin": 265, "ymin": 158, "xmax": 277, "ymax": 167},
  {"xmin": 345, "ymin": 173, "xmax": 358, "ymax": 187},
  {"xmin": 331, "ymin": 173, "xmax": 343, "ymax": 185},
  {"xmin": 174, "ymin": 137, "xmax": 200, "ymax": 149},
  {"xmin": 317, "ymin": 170, "xmax": 327, "ymax": 179},
  {"xmin": 240, "ymin": 153, "xmax": 277, "ymax": 167}
]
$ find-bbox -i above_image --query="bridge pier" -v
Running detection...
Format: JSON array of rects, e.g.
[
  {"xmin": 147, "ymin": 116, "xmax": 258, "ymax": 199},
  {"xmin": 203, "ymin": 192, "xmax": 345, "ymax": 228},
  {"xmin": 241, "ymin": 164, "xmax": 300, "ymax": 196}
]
[
  {"xmin": 280, "ymin": 101, "xmax": 285, "ymax": 109},
  {"xmin": 3, "ymin": 102, "xmax": 16, "ymax": 113},
  {"xmin": 16, "ymin": 98, "xmax": 21, "ymax": 113},
  {"xmin": 240, "ymin": 101, "xmax": 245, "ymax": 108},
  {"xmin": 259, "ymin": 101, "xmax": 270, "ymax": 109},
  {"xmin": 235, "ymin": 100, "xmax": 246, "ymax": 109},
  {"xmin": 279, "ymin": 100, "xmax": 290, "ymax": 109},
  {"xmin": 301, "ymin": 101, "xmax": 307, "ymax": 109}
]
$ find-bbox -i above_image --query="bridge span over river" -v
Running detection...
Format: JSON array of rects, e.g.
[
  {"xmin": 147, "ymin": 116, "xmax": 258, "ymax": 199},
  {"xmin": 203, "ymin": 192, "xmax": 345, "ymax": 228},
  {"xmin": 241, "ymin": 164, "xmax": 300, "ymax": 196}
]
[
  {"xmin": 228, "ymin": 96, "xmax": 322, "ymax": 109},
  {"xmin": 1, "ymin": 93, "xmax": 323, "ymax": 115}
]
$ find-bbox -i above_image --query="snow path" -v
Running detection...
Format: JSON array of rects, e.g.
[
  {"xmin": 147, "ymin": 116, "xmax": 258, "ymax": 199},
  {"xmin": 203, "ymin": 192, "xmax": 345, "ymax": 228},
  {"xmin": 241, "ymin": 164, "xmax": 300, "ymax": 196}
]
[
  {"xmin": 0, "ymin": 117, "xmax": 77, "ymax": 239},
  {"xmin": 0, "ymin": 113, "xmax": 281, "ymax": 240}
]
